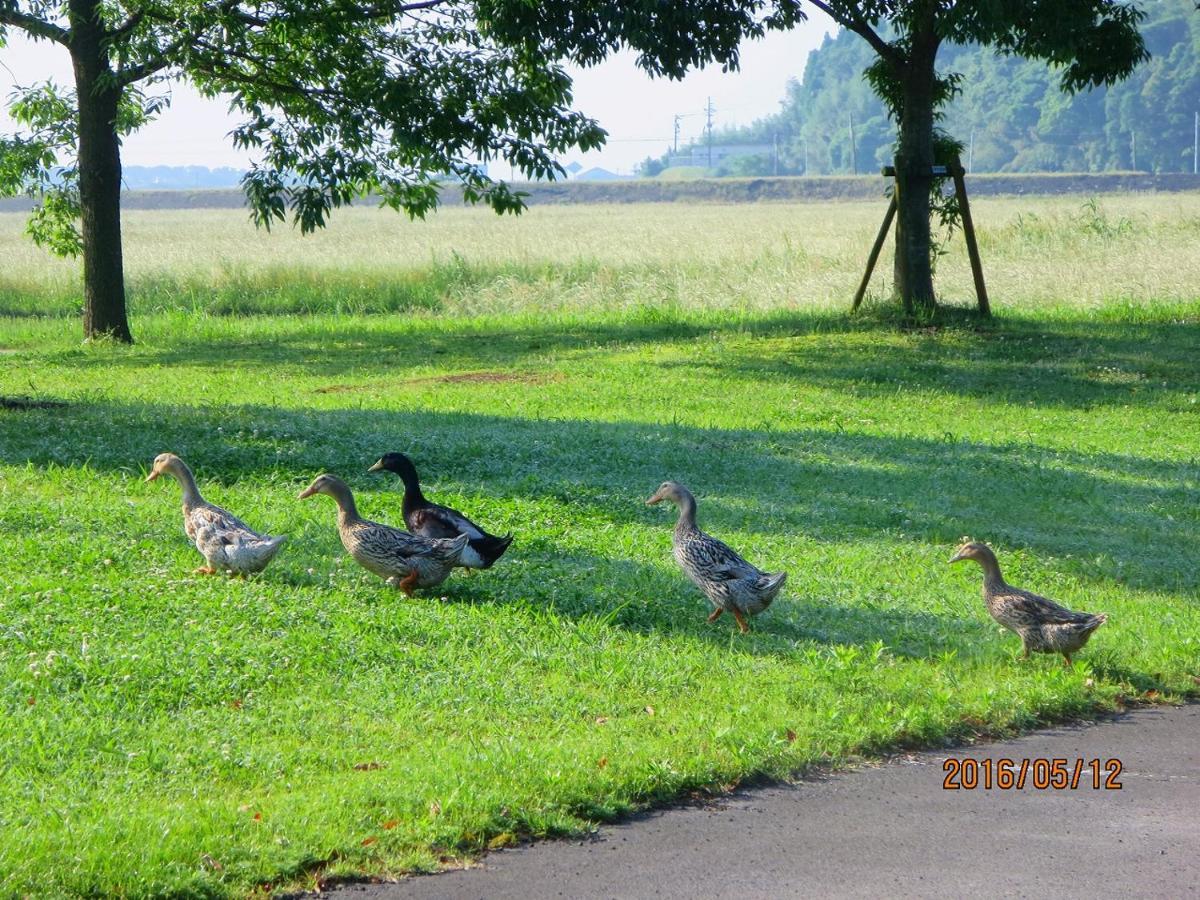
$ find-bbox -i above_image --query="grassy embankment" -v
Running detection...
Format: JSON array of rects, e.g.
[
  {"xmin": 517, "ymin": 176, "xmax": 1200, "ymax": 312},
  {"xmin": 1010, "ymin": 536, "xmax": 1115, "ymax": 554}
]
[{"xmin": 1, "ymin": 195, "xmax": 1198, "ymax": 896}]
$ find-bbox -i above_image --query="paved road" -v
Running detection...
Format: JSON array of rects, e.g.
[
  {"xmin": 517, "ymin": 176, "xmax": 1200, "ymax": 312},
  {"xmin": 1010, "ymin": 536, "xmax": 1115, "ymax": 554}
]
[{"xmin": 328, "ymin": 704, "xmax": 1199, "ymax": 899}]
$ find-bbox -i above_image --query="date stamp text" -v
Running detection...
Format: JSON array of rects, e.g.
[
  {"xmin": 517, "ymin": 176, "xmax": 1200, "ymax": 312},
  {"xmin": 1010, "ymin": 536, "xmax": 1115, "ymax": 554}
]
[{"xmin": 942, "ymin": 757, "xmax": 1123, "ymax": 790}]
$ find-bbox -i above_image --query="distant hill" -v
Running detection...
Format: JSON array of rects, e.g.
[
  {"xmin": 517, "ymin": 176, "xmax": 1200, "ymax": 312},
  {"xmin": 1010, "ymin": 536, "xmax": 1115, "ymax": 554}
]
[
  {"xmin": 122, "ymin": 166, "xmax": 245, "ymax": 190},
  {"xmin": 671, "ymin": 0, "xmax": 1199, "ymax": 176}
]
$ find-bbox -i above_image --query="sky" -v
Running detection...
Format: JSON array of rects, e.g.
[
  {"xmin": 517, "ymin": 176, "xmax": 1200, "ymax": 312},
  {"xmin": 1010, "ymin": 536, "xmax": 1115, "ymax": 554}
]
[{"xmin": 1, "ymin": 15, "xmax": 835, "ymax": 176}]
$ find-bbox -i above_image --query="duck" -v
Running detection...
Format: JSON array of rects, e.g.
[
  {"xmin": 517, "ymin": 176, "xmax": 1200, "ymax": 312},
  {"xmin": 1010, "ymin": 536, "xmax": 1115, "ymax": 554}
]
[
  {"xmin": 367, "ymin": 452, "xmax": 513, "ymax": 569},
  {"xmin": 145, "ymin": 453, "xmax": 286, "ymax": 575},
  {"xmin": 297, "ymin": 473, "xmax": 468, "ymax": 594},
  {"xmin": 646, "ymin": 481, "xmax": 786, "ymax": 633},
  {"xmin": 949, "ymin": 540, "xmax": 1107, "ymax": 667}
]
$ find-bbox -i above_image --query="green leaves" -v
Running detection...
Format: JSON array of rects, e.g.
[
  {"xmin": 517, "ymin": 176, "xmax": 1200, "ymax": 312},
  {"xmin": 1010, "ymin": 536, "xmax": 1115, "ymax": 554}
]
[
  {"xmin": 0, "ymin": 81, "xmax": 82, "ymax": 257},
  {"xmin": 4, "ymin": 1, "xmax": 810, "ymax": 237},
  {"xmin": 25, "ymin": 189, "xmax": 83, "ymax": 257},
  {"xmin": 205, "ymin": 2, "xmax": 613, "ymax": 229},
  {"xmin": 476, "ymin": 0, "xmax": 805, "ymax": 78}
]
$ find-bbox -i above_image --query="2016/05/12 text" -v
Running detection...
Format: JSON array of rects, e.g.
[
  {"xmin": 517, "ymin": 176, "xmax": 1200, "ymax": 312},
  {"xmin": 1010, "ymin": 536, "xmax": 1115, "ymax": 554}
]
[{"xmin": 942, "ymin": 758, "xmax": 1123, "ymax": 790}]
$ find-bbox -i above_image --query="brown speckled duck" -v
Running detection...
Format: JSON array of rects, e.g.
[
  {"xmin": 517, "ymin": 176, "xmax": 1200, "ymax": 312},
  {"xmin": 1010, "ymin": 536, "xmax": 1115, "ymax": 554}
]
[
  {"xmin": 146, "ymin": 453, "xmax": 286, "ymax": 575},
  {"xmin": 950, "ymin": 541, "xmax": 1107, "ymax": 667},
  {"xmin": 298, "ymin": 473, "xmax": 467, "ymax": 594},
  {"xmin": 647, "ymin": 481, "xmax": 786, "ymax": 633}
]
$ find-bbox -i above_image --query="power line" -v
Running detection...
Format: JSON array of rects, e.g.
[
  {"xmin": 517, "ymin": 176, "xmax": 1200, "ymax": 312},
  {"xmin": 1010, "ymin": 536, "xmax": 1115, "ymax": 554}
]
[
  {"xmin": 848, "ymin": 111, "xmax": 857, "ymax": 175},
  {"xmin": 705, "ymin": 97, "xmax": 715, "ymax": 169}
]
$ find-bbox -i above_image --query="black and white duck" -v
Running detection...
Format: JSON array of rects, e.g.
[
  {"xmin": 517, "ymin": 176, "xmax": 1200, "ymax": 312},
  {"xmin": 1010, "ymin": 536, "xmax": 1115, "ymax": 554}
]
[{"xmin": 367, "ymin": 452, "xmax": 513, "ymax": 570}]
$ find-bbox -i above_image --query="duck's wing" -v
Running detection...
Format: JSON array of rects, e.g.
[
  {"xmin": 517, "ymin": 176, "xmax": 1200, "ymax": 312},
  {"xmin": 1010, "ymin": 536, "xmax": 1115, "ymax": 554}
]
[
  {"xmin": 195, "ymin": 527, "xmax": 287, "ymax": 571},
  {"xmin": 359, "ymin": 518, "xmax": 468, "ymax": 562},
  {"xmin": 682, "ymin": 531, "xmax": 760, "ymax": 582},
  {"xmin": 999, "ymin": 586, "xmax": 1094, "ymax": 626},
  {"xmin": 187, "ymin": 503, "xmax": 260, "ymax": 542},
  {"xmin": 408, "ymin": 503, "xmax": 483, "ymax": 540}
]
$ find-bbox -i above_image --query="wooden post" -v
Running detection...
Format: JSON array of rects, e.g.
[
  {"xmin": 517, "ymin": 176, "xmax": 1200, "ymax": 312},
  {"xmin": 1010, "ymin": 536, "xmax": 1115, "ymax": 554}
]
[
  {"xmin": 851, "ymin": 194, "xmax": 897, "ymax": 312},
  {"xmin": 951, "ymin": 161, "xmax": 990, "ymax": 317},
  {"xmin": 857, "ymin": 162, "xmax": 990, "ymax": 315}
]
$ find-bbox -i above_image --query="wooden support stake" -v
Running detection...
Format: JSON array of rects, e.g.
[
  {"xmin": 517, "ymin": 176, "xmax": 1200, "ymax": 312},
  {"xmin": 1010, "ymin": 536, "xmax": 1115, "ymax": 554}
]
[
  {"xmin": 856, "ymin": 161, "xmax": 991, "ymax": 315},
  {"xmin": 851, "ymin": 194, "xmax": 897, "ymax": 312},
  {"xmin": 951, "ymin": 163, "xmax": 990, "ymax": 316}
]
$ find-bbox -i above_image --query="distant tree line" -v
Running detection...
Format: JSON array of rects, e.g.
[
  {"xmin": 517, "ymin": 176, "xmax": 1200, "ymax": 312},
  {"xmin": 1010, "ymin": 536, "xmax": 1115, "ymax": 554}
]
[
  {"xmin": 661, "ymin": 0, "xmax": 1198, "ymax": 177},
  {"xmin": 122, "ymin": 166, "xmax": 246, "ymax": 190}
]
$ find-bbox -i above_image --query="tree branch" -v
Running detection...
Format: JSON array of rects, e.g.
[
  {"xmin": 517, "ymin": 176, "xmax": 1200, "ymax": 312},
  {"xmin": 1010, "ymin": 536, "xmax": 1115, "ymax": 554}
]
[
  {"xmin": 229, "ymin": 0, "xmax": 450, "ymax": 27},
  {"xmin": 0, "ymin": 8, "xmax": 70, "ymax": 45},
  {"xmin": 807, "ymin": 0, "xmax": 901, "ymax": 66},
  {"xmin": 116, "ymin": 0, "xmax": 243, "ymax": 85},
  {"xmin": 379, "ymin": 0, "xmax": 451, "ymax": 12},
  {"xmin": 114, "ymin": 0, "xmax": 449, "ymax": 84},
  {"xmin": 105, "ymin": 10, "xmax": 144, "ymax": 42}
]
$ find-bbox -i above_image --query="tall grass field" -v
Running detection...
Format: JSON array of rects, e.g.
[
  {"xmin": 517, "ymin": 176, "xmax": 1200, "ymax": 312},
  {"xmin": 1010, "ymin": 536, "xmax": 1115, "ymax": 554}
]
[{"xmin": 2, "ymin": 194, "xmax": 1199, "ymax": 897}]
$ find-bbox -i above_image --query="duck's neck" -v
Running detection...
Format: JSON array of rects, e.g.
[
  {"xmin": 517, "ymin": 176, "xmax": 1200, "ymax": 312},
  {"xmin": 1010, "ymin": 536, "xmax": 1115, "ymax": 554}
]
[
  {"xmin": 673, "ymin": 491, "xmax": 699, "ymax": 534},
  {"xmin": 396, "ymin": 468, "xmax": 427, "ymax": 515},
  {"xmin": 977, "ymin": 551, "xmax": 1006, "ymax": 589},
  {"xmin": 171, "ymin": 463, "xmax": 204, "ymax": 508},
  {"xmin": 329, "ymin": 483, "xmax": 362, "ymax": 526}
]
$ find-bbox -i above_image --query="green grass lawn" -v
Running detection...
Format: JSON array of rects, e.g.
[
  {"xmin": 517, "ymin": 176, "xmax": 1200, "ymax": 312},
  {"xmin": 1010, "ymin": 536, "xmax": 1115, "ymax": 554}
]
[{"xmin": 2, "ymin": 198, "xmax": 1199, "ymax": 897}]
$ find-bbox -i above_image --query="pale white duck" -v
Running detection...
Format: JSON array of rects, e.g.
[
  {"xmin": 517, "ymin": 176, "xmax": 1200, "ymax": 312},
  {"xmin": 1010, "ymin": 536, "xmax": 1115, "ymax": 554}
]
[{"xmin": 146, "ymin": 453, "xmax": 286, "ymax": 575}]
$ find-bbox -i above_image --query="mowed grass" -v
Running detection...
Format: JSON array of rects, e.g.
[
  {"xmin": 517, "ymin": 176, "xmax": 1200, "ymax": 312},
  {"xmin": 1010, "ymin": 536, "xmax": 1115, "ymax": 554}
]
[{"xmin": 1, "ymin": 196, "xmax": 1200, "ymax": 897}]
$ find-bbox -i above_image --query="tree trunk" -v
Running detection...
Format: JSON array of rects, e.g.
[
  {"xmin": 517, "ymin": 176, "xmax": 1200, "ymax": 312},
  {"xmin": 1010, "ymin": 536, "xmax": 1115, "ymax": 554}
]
[
  {"xmin": 70, "ymin": 0, "xmax": 132, "ymax": 343},
  {"xmin": 891, "ymin": 47, "xmax": 938, "ymax": 316}
]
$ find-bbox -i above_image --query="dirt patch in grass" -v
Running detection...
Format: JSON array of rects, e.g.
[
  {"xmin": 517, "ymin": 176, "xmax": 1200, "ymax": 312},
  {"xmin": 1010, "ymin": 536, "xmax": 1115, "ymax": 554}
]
[
  {"xmin": 0, "ymin": 395, "xmax": 68, "ymax": 410},
  {"xmin": 314, "ymin": 371, "xmax": 562, "ymax": 394}
]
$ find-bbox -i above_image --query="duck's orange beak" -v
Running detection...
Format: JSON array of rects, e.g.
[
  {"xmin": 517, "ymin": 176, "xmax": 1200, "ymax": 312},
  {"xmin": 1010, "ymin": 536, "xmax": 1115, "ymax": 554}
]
[
  {"xmin": 948, "ymin": 549, "xmax": 968, "ymax": 563},
  {"xmin": 144, "ymin": 470, "xmax": 160, "ymax": 483},
  {"xmin": 297, "ymin": 485, "xmax": 317, "ymax": 500},
  {"xmin": 645, "ymin": 490, "xmax": 664, "ymax": 506}
]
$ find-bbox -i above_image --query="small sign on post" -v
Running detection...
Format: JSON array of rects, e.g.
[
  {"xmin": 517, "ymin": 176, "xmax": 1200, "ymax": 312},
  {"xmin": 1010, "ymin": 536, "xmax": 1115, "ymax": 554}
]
[{"xmin": 851, "ymin": 157, "xmax": 990, "ymax": 316}]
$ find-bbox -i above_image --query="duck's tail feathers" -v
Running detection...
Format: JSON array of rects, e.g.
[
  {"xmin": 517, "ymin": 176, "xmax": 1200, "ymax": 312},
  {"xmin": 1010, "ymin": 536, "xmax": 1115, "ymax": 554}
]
[
  {"xmin": 1083, "ymin": 612, "xmax": 1108, "ymax": 634},
  {"xmin": 757, "ymin": 571, "xmax": 788, "ymax": 608},
  {"xmin": 436, "ymin": 532, "xmax": 471, "ymax": 563},
  {"xmin": 238, "ymin": 534, "xmax": 287, "ymax": 569},
  {"xmin": 470, "ymin": 532, "xmax": 514, "ymax": 569}
]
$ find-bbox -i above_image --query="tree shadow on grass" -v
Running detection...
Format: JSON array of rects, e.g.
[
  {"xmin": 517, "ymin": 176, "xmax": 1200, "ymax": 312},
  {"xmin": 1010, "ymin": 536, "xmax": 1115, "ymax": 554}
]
[
  {"xmin": 34, "ymin": 309, "xmax": 1200, "ymax": 414},
  {"xmin": 3, "ymin": 396, "xmax": 1197, "ymax": 600},
  {"xmin": 423, "ymin": 548, "xmax": 998, "ymax": 662},
  {"xmin": 37, "ymin": 309, "xmax": 847, "ymax": 377},
  {"xmin": 655, "ymin": 312, "xmax": 1200, "ymax": 412}
]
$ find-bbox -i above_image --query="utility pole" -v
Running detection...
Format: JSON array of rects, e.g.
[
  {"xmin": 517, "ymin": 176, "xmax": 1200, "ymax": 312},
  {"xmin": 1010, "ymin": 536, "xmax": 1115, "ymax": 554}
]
[
  {"xmin": 705, "ymin": 97, "xmax": 715, "ymax": 169},
  {"xmin": 1131, "ymin": 130, "xmax": 1137, "ymax": 171},
  {"xmin": 968, "ymin": 129, "xmax": 975, "ymax": 174},
  {"xmin": 803, "ymin": 136, "xmax": 809, "ymax": 176},
  {"xmin": 1194, "ymin": 111, "xmax": 1198, "ymax": 175},
  {"xmin": 848, "ymin": 111, "xmax": 857, "ymax": 175},
  {"xmin": 773, "ymin": 132, "xmax": 779, "ymax": 176},
  {"xmin": 673, "ymin": 114, "xmax": 682, "ymax": 155}
]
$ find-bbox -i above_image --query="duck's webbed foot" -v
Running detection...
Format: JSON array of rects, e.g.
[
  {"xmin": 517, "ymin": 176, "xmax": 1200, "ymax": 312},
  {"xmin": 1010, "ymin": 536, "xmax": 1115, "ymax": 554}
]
[
  {"xmin": 731, "ymin": 608, "xmax": 750, "ymax": 634},
  {"xmin": 194, "ymin": 566, "xmax": 217, "ymax": 575},
  {"xmin": 707, "ymin": 608, "xmax": 724, "ymax": 624},
  {"xmin": 1062, "ymin": 653, "xmax": 1073, "ymax": 668},
  {"xmin": 397, "ymin": 570, "xmax": 419, "ymax": 596}
]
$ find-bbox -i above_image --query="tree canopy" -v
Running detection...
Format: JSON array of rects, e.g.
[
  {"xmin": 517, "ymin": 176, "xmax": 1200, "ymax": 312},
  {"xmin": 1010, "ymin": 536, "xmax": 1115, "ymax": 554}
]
[
  {"xmin": 685, "ymin": 0, "xmax": 1197, "ymax": 177},
  {"xmin": 0, "ymin": 0, "xmax": 803, "ymax": 340},
  {"xmin": 0, "ymin": 1, "xmax": 1158, "ymax": 333}
]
